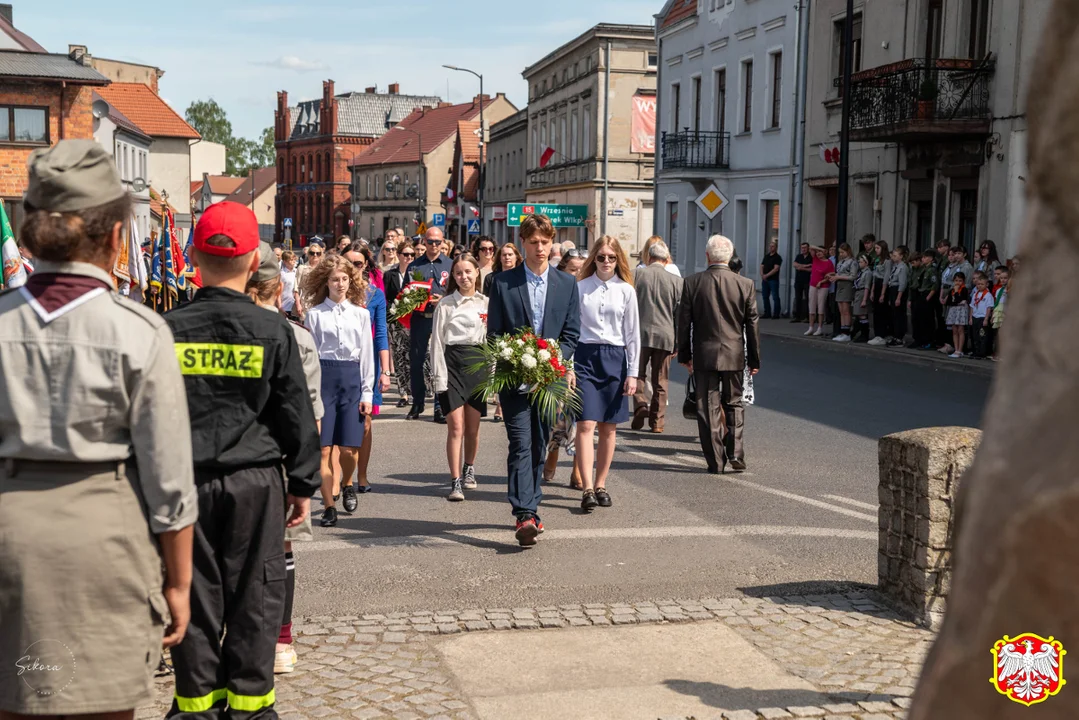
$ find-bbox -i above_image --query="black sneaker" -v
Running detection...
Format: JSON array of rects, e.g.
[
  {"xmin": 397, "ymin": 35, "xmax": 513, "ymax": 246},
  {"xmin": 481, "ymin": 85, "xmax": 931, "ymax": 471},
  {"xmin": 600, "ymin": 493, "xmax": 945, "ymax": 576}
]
[
  {"xmin": 320, "ymin": 506, "xmax": 338, "ymax": 527},
  {"xmin": 462, "ymin": 464, "xmax": 477, "ymax": 489},
  {"xmin": 447, "ymin": 478, "xmax": 465, "ymax": 502},
  {"xmin": 342, "ymin": 485, "xmax": 358, "ymax": 513}
]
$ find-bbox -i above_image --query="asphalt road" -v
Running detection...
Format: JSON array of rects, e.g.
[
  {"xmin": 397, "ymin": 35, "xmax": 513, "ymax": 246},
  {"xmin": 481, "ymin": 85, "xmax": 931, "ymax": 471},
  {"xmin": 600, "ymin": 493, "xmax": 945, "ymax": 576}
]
[{"xmin": 293, "ymin": 334, "xmax": 991, "ymax": 617}]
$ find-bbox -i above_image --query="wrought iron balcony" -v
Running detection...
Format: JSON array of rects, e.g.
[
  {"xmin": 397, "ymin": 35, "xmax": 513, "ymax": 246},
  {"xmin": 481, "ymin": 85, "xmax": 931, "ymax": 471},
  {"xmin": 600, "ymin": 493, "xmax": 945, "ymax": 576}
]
[
  {"xmin": 661, "ymin": 130, "xmax": 731, "ymax": 170},
  {"xmin": 836, "ymin": 57, "xmax": 994, "ymax": 142}
]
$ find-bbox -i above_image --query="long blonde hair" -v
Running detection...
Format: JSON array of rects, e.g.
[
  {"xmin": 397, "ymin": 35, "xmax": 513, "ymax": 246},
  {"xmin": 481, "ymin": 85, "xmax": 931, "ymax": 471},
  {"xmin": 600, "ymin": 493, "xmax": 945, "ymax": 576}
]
[
  {"xmin": 579, "ymin": 236, "xmax": 634, "ymax": 285},
  {"xmin": 303, "ymin": 253, "xmax": 368, "ymax": 307}
]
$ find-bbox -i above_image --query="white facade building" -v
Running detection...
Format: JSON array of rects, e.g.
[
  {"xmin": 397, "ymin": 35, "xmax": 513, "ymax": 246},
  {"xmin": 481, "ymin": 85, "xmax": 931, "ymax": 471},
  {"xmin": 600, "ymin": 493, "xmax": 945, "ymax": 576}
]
[{"xmin": 92, "ymin": 93, "xmax": 152, "ymax": 243}]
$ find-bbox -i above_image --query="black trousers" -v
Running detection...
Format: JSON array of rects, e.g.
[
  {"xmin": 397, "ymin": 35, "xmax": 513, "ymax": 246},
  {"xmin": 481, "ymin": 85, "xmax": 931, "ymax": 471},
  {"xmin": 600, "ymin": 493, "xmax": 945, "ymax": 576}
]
[
  {"xmin": 872, "ymin": 279, "xmax": 892, "ymax": 339},
  {"xmin": 408, "ymin": 313, "xmax": 434, "ymax": 410},
  {"xmin": 911, "ymin": 295, "xmax": 932, "ymax": 346},
  {"xmin": 972, "ymin": 316, "xmax": 991, "ymax": 357},
  {"xmin": 693, "ymin": 369, "xmax": 745, "ymax": 471},
  {"xmin": 168, "ymin": 466, "xmax": 286, "ymax": 720},
  {"xmin": 886, "ymin": 286, "xmax": 907, "ymax": 341},
  {"xmin": 793, "ymin": 279, "xmax": 810, "ymax": 321}
]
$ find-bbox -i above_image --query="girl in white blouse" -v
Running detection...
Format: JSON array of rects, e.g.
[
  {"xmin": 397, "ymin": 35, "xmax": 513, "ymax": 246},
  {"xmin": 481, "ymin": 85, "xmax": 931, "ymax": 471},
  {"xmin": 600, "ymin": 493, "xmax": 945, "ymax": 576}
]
[
  {"xmin": 430, "ymin": 254, "xmax": 490, "ymax": 502},
  {"xmin": 302, "ymin": 254, "xmax": 375, "ymax": 527},
  {"xmin": 574, "ymin": 236, "xmax": 640, "ymax": 513}
]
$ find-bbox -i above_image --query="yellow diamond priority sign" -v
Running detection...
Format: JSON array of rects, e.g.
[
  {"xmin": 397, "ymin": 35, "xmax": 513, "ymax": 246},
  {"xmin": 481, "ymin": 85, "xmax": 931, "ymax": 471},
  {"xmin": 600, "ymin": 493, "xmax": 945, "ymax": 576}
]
[{"xmin": 695, "ymin": 184, "xmax": 728, "ymax": 220}]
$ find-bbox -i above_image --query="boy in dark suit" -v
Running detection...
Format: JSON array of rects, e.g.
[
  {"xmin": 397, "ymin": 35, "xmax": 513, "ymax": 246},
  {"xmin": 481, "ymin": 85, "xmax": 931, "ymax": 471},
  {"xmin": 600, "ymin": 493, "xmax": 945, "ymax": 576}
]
[{"xmin": 485, "ymin": 214, "xmax": 581, "ymax": 546}]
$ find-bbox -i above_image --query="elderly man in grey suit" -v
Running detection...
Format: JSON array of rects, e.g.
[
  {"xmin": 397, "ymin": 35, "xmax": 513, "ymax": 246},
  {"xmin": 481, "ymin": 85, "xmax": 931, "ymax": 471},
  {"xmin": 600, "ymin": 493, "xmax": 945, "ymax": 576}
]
[
  {"xmin": 631, "ymin": 240, "xmax": 683, "ymax": 433},
  {"xmin": 677, "ymin": 234, "xmax": 760, "ymax": 473}
]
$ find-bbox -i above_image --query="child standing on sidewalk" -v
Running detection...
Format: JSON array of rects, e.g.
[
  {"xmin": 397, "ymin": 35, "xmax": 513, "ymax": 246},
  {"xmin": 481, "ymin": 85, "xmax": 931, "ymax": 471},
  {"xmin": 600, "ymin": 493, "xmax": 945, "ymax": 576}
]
[
  {"xmin": 885, "ymin": 246, "xmax": 910, "ymax": 347},
  {"xmin": 851, "ymin": 253, "xmax": 873, "ymax": 343},
  {"xmin": 830, "ymin": 243, "xmax": 858, "ymax": 342},
  {"xmin": 944, "ymin": 272, "xmax": 970, "ymax": 359},
  {"xmin": 969, "ymin": 271, "xmax": 996, "ymax": 359},
  {"xmin": 991, "ymin": 267, "xmax": 1009, "ymax": 361}
]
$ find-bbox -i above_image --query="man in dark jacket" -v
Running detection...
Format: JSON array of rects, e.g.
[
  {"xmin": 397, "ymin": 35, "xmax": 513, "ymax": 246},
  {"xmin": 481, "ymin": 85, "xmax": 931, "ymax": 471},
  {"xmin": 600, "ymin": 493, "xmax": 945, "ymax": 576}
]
[{"xmin": 677, "ymin": 234, "xmax": 760, "ymax": 474}]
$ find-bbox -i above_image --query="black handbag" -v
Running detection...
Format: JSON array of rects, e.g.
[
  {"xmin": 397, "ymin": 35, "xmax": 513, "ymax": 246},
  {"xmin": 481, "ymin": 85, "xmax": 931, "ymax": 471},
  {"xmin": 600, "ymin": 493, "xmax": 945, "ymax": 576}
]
[{"xmin": 682, "ymin": 375, "xmax": 697, "ymax": 420}]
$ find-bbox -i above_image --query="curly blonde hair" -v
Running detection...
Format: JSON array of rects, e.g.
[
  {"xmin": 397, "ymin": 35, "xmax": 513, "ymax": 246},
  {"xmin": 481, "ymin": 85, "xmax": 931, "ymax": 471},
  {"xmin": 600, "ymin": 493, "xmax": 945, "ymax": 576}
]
[{"xmin": 303, "ymin": 253, "xmax": 368, "ymax": 307}]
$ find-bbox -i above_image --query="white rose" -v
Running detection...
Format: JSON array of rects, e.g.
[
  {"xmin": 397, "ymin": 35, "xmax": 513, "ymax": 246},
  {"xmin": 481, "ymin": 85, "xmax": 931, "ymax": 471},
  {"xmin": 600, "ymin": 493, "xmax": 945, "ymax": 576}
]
[
  {"xmin": 516, "ymin": 339, "xmax": 525, "ymax": 346},
  {"xmin": 537, "ymin": 349, "xmax": 551, "ymax": 362},
  {"xmin": 521, "ymin": 354, "xmax": 538, "ymax": 369},
  {"xmin": 501, "ymin": 347, "xmax": 514, "ymax": 359}
]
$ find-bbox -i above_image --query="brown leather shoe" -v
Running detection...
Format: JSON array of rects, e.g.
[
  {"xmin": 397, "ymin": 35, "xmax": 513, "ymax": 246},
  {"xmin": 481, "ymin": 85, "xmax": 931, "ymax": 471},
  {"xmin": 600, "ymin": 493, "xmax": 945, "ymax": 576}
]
[
  {"xmin": 650, "ymin": 421, "xmax": 664, "ymax": 434},
  {"xmin": 630, "ymin": 407, "xmax": 648, "ymax": 431}
]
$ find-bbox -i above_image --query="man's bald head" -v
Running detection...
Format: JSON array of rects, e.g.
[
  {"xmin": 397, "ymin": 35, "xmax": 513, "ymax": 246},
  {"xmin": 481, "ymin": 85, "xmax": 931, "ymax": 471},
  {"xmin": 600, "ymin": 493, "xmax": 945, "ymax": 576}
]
[{"xmin": 424, "ymin": 226, "xmax": 444, "ymax": 259}]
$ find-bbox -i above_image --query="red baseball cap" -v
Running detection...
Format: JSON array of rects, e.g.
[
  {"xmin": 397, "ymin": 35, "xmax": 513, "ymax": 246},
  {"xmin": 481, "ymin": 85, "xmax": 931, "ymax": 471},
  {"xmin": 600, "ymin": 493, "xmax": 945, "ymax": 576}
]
[{"xmin": 193, "ymin": 201, "xmax": 260, "ymax": 257}]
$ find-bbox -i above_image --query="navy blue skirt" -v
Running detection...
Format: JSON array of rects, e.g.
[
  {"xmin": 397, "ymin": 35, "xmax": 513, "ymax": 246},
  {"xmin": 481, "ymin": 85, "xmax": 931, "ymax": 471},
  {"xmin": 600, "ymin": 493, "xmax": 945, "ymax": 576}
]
[
  {"xmin": 320, "ymin": 359, "xmax": 366, "ymax": 448},
  {"xmin": 574, "ymin": 343, "xmax": 629, "ymax": 424}
]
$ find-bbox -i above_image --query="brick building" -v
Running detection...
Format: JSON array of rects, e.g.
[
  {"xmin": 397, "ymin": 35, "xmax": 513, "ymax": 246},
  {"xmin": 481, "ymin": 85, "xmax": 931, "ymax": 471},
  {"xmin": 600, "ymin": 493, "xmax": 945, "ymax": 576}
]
[
  {"xmin": 0, "ymin": 7, "xmax": 108, "ymax": 236},
  {"xmin": 273, "ymin": 80, "xmax": 440, "ymax": 245}
]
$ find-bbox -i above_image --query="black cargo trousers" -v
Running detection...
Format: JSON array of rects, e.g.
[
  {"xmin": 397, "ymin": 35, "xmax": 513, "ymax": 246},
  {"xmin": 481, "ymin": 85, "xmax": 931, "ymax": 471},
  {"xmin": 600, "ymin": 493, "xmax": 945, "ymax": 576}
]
[{"xmin": 167, "ymin": 465, "xmax": 286, "ymax": 720}]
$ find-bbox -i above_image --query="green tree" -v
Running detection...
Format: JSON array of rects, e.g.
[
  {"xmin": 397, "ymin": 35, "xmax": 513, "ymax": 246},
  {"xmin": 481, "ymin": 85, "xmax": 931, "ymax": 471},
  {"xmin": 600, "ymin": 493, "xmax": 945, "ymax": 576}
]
[
  {"xmin": 238, "ymin": 127, "xmax": 276, "ymax": 174},
  {"xmin": 185, "ymin": 100, "xmax": 275, "ymax": 177},
  {"xmin": 184, "ymin": 98, "xmax": 233, "ymax": 146}
]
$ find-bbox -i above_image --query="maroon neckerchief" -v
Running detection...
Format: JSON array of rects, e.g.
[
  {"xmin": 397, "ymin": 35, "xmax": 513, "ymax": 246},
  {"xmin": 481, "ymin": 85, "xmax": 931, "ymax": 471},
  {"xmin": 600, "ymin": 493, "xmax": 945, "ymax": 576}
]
[{"xmin": 23, "ymin": 272, "xmax": 111, "ymax": 314}]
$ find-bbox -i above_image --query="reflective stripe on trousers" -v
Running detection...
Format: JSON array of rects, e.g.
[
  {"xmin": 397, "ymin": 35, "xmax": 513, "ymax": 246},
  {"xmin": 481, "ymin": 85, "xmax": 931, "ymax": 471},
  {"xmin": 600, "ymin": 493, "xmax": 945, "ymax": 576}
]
[{"xmin": 174, "ymin": 689, "xmax": 276, "ymax": 713}]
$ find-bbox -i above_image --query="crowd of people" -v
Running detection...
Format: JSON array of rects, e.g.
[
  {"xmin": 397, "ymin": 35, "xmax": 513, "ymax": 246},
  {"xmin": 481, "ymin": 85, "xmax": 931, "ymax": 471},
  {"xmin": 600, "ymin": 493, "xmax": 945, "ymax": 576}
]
[
  {"xmin": 771, "ymin": 235, "xmax": 1014, "ymax": 360},
  {"xmin": 0, "ymin": 141, "xmax": 761, "ymax": 720}
]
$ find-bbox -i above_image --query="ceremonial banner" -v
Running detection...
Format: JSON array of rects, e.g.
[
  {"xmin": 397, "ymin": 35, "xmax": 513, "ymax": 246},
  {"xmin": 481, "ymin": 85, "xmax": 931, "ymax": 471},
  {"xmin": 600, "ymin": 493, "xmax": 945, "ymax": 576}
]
[
  {"xmin": 631, "ymin": 93, "xmax": 657, "ymax": 154},
  {"xmin": 0, "ymin": 201, "xmax": 27, "ymax": 289}
]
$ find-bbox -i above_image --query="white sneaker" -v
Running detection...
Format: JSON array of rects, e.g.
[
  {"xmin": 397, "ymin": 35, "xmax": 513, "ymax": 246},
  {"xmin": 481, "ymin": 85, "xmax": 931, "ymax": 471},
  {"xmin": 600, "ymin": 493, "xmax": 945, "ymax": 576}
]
[
  {"xmin": 804, "ymin": 326, "xmax": 816, "ymax": 336},
  {"xmin": 867, "ymin": 336, "xmax": 885, "ymax": 346},
  {"xmin": 812, "ymin": 327, "xmax": 824, "ymax": 336},
  {"xmin": 274, "ymin": 646, "xmax": 298, "ymax": 674},
  {"xmin": 833, "ymin": 334, "xmax": 851, "ymax": 342},
  {"xmin": 949, "ymin": 352, "xmax": 963, "ymax": 358}
]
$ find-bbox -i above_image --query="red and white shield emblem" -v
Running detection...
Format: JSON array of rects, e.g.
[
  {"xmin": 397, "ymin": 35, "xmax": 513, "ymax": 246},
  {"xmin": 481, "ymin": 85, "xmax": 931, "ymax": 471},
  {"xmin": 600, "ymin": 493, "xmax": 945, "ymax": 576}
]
[{"xmin": 991, "ymin": 633, "xmax": 1066, "ymax": 706}]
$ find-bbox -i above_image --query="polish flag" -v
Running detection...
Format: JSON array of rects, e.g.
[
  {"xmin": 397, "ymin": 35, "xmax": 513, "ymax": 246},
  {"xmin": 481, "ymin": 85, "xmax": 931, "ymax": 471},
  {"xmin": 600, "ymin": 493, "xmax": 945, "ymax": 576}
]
[
  {"xmin": 468, "ymin": 205, "xmax": 480, "ymax": 218},
  {"xmin": 539, "ymin": 146, "xmax": 556, "ymax": 168},
  {"xmin": 445, "ymin": 186, "xmax": 455, "ymax": 200}
]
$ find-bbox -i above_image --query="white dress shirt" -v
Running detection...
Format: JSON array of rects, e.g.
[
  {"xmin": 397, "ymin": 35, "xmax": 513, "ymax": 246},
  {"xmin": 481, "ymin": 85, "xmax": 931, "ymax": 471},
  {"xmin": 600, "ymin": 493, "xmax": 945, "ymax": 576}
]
[
  {"xmin": 279, "ymin": 268, "xmax": 297, "ymax": 311},
  {"xmin": 430, "ymin": 290, "xmax": 489, "ymax": 393},
  {"xmin": 577, "ymin": 273, "xmax": 641, "ymax": 375},
  {"xmin": 304, "ymin": 297, "xmax": 375, "ymax": 403}
]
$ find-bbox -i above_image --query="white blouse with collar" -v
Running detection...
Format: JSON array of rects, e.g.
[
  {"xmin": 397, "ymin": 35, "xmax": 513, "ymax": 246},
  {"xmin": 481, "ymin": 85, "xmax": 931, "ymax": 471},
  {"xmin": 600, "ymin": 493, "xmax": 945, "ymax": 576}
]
[
  {"xmin": 430, "ymin": 291, "xmax": 489, "ymax": 393},
  {"xmin": 304, "ymin": 297, "xmax": 375, "ymax": 403},
  {"xmin": 576, "ymin": 274, "xmax": 640, "ymax": 374}
]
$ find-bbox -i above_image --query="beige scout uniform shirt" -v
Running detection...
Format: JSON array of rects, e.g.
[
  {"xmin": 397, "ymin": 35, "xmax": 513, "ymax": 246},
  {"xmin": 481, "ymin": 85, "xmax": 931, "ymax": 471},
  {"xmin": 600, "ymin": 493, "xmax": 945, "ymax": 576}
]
[{"xmin": 0, "ymin": 261, "xmax": 197, "ymax": 534}]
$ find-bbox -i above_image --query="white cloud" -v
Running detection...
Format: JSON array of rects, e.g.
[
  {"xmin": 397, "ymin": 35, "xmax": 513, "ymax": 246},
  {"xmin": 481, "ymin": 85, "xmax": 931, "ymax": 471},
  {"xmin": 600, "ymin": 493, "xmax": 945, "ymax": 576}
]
[{"xmin": 255, "ymin": 56, "xmax": 328, "ymax": 73}]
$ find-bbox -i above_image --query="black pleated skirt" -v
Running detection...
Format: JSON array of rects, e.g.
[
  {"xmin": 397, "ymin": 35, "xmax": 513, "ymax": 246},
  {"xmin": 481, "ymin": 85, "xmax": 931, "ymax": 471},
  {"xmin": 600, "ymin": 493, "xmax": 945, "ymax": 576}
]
[{"xmin": 437, "ymin": 344, "xmax": 488, "ymax": 416}]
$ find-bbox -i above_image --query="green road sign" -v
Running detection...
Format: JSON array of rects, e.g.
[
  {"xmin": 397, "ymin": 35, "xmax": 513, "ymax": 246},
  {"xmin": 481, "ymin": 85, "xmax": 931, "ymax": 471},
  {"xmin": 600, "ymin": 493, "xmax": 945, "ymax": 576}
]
[{"xmin": 508, "ymin": 203, "xmax": 589, "ymax": 228}]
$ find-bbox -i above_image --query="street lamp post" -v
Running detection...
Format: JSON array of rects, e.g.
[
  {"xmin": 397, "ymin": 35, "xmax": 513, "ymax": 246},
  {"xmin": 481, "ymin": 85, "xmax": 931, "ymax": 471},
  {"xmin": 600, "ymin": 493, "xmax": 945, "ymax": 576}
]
[
  {"xmin": 391, "ymin": 125, "xmax": 426, "ymax": 236},
  {"xmin": 443, "ymin": 64, "xmax": 485, "ymax": 239}
]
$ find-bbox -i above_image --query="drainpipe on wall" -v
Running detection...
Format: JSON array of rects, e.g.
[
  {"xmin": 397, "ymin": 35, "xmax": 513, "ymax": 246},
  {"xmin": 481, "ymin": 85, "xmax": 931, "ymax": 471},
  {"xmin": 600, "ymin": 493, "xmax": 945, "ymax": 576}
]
[
  {"xmin": 786, "ymin": 0, "xmax": 811, "ymax": 311},
  {"xmin": 601, "ymin": 39, "xmax": 612, "ymax": 239},
  {"xmin": 60, "ymin": 81, "xmax": 66, "ymax": 140}
]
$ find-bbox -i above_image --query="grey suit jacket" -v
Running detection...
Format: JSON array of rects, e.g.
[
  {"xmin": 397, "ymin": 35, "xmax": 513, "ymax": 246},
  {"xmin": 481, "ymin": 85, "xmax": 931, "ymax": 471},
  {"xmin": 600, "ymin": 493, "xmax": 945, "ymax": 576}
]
[
  {"xmin": 633, "ymin": 264, "xmax": 683, "ymax": 352},
  {"xmin": 676, "ymin": 265, "xmax": 760, "ymax": 372}
]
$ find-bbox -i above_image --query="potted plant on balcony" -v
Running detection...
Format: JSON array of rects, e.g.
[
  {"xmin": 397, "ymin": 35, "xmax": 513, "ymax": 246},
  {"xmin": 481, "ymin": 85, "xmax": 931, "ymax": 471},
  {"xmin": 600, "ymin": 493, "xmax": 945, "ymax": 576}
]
[{"xmin": 916, "ymin": 76, "xmax": 938, "ymax": 120}]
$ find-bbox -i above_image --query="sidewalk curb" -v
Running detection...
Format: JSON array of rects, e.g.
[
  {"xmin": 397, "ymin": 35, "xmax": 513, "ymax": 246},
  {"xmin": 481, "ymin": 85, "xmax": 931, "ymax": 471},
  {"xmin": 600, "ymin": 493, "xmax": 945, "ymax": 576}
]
[{"xmin": 761, "ymin": 327, "xmax": 995, "ymax": 378}]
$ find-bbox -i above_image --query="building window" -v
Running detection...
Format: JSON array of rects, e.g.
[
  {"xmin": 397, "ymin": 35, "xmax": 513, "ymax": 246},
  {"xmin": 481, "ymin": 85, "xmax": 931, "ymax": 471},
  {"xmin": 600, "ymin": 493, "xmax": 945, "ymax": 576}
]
[
  {"xmin": 570, "ymin": 111, "xmax": 579, "ymax": 160},
  {"xmin": 692, "ymin": 76, "xmax": 702, "ymax": 131},
  {"xmin": 300, "ymin": 157, "xmax": 305, "ymax": 183},
  {"xmin": 742, "ymin": 59, "xmax": 753, "ymax": 133},
  {"xmin": 308, "ymin": 154, "xmax": 315, "ymax": 182},
  {"xmin": 560, "ymin": 115, "xmax": 567, "ymax": 158},
  {"xmin": 769, "ymin": 51, "xmax": 782, "ymax": 129},
  {"xmin": 325, "ymin": 152, "xmax": 332, "ymax": 181},
  {"xmin": 573, "ymin": 62, "xmax": 579, "ymax": 78},
  {"xmin": 315, "ymin": 154, "xmax": 322, "ymax": 183},
  {"xmin": 648, "ymin": 52, "xmax": 658, "ymax": 68},
  {"xmin": 0, "ymin": 106, "xmax": 48, "ymax": 144},
  {"xmin": 670, "ymin": 83, "xmax": 681, "ymax": 131},
  {"xmin": 532, "ymin": 126, "xmax": 539, "ymax": 166},
  {"xmin": 958, "ymin": 189, "xmax": 978, "ymax": 252},
  {"xmin": 926, "ymin": 0, "xmax": 944, "ymax": 59},
  {"xmin": 715, "ymin": 69, "xmax": 727, "ymax": 134},
  {"xmin": 667, "ymin": 200, "xmax": 679, "ymax": 260},
  {"xmin": 834, "ymin": 13, "xmax": 863, "ymax": 82},
  {"xmin": 967, "ymin": 0, "xmax": 990, "ymax": 59},
  {"xmin": 540, "ymin": 121, "xmax": 547, "ymax": 157},
  {"xmin": 762, "ymin": 199, "xmax": 780, "ymax": 252},
  {"xmin": 562, "ymin": 69, "xmax": 568, "ymax": 85},
  {"xmin": 583, "ymin": 109, "xmax": 591, "ymax": 158}
]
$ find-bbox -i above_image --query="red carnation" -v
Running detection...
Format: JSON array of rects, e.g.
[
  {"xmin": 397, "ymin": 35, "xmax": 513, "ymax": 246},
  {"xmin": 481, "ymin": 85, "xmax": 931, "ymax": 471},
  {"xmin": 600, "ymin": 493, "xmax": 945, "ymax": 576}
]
[{"xmin": 536, "ymin": 338, "xmax": 549, "ymax": 350}]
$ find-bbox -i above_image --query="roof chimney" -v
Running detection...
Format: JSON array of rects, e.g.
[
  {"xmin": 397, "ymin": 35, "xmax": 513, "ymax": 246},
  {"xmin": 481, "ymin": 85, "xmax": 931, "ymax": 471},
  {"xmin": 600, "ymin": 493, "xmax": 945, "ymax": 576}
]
[
  {"xmin": 365, "ymin": 86, "xmax": 377, "ymax": 94},
  {"xmin": 68, "ymin": 45, "xmax": 92, "ymax": 66},
  {"xmin": 388, "ymin": 83, "xmax": 400, "ymax": 95},
  {"xmin": 0, "ymin": 5, "xmax": 13, "ymax": 25}
]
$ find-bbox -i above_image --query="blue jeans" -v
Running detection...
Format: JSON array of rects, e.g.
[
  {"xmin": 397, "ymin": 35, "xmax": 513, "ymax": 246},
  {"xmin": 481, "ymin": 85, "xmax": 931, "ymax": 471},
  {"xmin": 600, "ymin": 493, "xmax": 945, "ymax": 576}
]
[{"xmin": 762, "ymin": 278, "xmax": 781, "ymax": 318}]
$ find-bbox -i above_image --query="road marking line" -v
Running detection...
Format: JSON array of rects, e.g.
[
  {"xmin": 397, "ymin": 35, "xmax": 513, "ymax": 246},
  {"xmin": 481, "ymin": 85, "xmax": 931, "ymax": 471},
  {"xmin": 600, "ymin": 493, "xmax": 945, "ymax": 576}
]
[
  {"xmin": 295, "ymin": 524, "xmax": 877, "ymax": 551},
  {"xmin": 822, "ymin": 494, "xmax": 878, "ymax": 511},
  {"xmin": 617, "ymin": 448, "xmax": 876, "ymax": 523}
]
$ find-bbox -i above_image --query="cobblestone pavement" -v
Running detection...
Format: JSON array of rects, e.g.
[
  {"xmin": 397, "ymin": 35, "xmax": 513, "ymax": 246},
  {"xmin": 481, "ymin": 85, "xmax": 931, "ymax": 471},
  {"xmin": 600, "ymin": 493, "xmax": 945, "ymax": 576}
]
[{"xmin": 139, "ymin": 591, "xmax": 930, "ymax": 719}]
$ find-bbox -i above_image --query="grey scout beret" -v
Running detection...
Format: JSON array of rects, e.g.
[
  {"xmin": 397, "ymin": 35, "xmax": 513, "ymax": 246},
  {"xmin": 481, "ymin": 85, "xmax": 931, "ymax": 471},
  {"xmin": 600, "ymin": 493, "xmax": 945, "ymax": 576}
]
[
  {"xmin": 253, "ymin": 241, "xmax": 281, "ymax": 283},
  {"xmin": 25, "ymin": 139, "xmax": 127, "ymax": 213}
]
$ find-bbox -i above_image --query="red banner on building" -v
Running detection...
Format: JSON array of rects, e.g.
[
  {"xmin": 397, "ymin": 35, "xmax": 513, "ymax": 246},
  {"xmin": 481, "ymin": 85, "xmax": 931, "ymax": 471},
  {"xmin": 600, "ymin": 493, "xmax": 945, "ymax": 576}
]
[{"xmin": 631, "ymin": 93, "xmax": 657, "ymax": 154}]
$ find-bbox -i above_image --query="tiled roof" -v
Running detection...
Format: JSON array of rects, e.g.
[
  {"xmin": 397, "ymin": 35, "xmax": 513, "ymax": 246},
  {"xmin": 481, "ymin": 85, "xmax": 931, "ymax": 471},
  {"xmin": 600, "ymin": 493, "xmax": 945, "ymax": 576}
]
[
  {"xmin": 149, "ymin": 187, "xmax": 177, "ymax": 220},
  {"xmin": 349, "ymin": 99, "xmax": 487, "ymax": 169},
  {"xmin": 96, "ymin": 83, "xmax": 200, "ymax": 139},
  {"xmin": 458, "ymin": 120, "xmax": 482, "ymax": 163},
  {"xmin": 0, "ymin": 50, "xmax": 109, "ymax": 84},
  {"xmin": 226, "ymin": 167, "xmax": 277, "ymax": 205},
  {"xmin": 205, "ymin": 175, "xmax": 246, "ymax": 196},
  {"xmin": 660, "ymin": 0, "xmax": 698, "ymax": 30},
  {"xmin": 93, "ymin": 92, "xmax": 151, "ymax": 142},
  {"xmin": 0, "ymin": 16, "xmax": 47, "ymax": 53},
  {"xmin": 190, "ymin": 180, "xmax": 203, "ymax": 196},
  {"xmin": 290, "ymin": 91, "xmax": 442, "ymax": 140}
]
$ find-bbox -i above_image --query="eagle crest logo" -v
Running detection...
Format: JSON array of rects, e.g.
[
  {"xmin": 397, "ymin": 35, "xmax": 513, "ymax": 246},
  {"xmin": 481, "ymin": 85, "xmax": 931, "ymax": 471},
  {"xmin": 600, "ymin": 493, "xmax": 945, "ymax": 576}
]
[{"xmin": 991, "ymin": 633, "xmax": 1066, "ymax": 706}]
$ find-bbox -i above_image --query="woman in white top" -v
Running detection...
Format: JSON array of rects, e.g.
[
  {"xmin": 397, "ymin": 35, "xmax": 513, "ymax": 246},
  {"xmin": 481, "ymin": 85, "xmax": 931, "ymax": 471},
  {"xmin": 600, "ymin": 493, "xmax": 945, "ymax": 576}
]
[
  {"xmin": 280, "ymin": 250, "xmax": 298, "ymax": 317},
  {"xmin": 574, "ymin": 236, "xmax": 640, "ymax": 513},
  {"xmin": 430, "ymin": 253, "xmax": 490, "ymax": 502},
  {"xmin": 302, "ymin": 254, "xmax": 375, "ymax": 527},
  {"xmin": 636, "ymin": 235, "xmax": 682, "ymax": 277}
]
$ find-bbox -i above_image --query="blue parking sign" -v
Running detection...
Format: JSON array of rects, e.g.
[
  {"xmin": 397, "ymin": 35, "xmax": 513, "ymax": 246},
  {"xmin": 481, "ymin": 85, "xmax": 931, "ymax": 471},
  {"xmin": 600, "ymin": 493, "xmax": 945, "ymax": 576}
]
[{"xmin": 432, "ymin": 213, "xmax": 446, "ymax": 227}]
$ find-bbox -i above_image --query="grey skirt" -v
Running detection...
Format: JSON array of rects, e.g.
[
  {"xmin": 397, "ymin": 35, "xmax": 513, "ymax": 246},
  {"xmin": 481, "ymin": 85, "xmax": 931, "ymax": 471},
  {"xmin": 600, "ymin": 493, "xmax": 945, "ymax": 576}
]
[
  {"xmin": 0, "ymin": 460, "xmax": 167, "ymax": 714},
  {"xmin": 835, "ymin": 280, "xmax": 855, "ymax": 303}
]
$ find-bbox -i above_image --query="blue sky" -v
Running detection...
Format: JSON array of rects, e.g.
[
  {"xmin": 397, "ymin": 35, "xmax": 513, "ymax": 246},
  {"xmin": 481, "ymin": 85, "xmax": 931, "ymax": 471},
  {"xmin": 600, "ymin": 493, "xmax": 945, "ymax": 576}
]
[{"xmin": 21, "ymin": 1, "xmax": 658, "ymax": 141}]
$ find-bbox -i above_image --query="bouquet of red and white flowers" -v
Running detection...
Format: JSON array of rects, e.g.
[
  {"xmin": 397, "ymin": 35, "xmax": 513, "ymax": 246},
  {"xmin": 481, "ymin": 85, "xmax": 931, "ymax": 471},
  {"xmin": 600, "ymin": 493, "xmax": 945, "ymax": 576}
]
[
  {"xmin": 388, "ymin": 272, "xmax": 432, "ymax": 329},
  {"xmin": 471, "ymin": 329, "xmax": 579, "ymax": 424}
]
